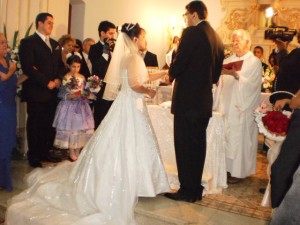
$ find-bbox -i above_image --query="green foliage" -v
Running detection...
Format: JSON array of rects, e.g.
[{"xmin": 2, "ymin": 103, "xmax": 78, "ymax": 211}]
[
  {"xmin": 3, "ymin": 23, "xmax": 7, "ymax": 39},
  {"xmin": 12, "ymin": 30, "xmax": 19, "ymax": 49},
  {"xmin": 3, "ymin": 22, "xmax": 33, "ymax": 49},
  {"xmin": 24, "ymin": 23, "xmax": 33, "ymax": 38}
]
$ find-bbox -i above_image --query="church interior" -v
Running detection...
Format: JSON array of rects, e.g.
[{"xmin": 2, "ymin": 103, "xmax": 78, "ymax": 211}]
[{"xmin": 1, "ymin": 0, "xmax": 300, "ymax": 224}]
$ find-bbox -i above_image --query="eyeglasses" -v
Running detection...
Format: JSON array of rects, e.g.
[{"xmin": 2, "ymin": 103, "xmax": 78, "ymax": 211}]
[{"xmin": 0, "ymin": 41, "xmax": 8, "ymax": 45}]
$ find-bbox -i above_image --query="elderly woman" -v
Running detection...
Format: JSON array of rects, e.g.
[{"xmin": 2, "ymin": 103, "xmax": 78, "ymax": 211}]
[
  {"xmin": 0, "ymin": 33, "xmax": 17, "ymax": 191},
  {"xmin": 216, "ymin": 29, "xmax": 262, "ymax": 183}
]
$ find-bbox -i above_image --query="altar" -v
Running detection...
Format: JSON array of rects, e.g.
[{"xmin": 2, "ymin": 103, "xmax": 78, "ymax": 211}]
[{"xmin": 147, "ymin": 101, "xmax": 228, "ymax": 194}]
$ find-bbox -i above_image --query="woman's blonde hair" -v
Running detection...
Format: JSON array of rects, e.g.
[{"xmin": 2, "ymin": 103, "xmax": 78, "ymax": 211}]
[{"xmin": 58, "ymin": 34, "xmax": 75, "ymax": 46}]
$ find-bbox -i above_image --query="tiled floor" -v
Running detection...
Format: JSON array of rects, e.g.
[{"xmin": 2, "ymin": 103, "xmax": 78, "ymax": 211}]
[{"xmin": 1, "ymin": 139, "xmax": 271, "ymax": 225}]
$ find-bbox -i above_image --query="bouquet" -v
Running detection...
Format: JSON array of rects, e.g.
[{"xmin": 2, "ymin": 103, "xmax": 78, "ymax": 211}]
[
  {"xmin": 262, "ymin": 109, "xmax": 291, "ymax": 136},
  {"xmin": 261, "ymin": 67, "xmax": 276, "ymax": 93},
  {"xmin": 82, "ymin": 75, "xmax": 102, "ymax": 100},
  {"xmin": 62, "ymin": 75, "xmax": 81, "ymax": 95},
  {"xmin": 254, "ymin": 91, "xmax": 294, "ymax": 141}
]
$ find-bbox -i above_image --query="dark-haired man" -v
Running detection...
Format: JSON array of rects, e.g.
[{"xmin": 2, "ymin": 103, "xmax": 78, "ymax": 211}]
[
  {"xmin": 89, "ymin": 20, "xmax": 116, "ymax": 128},
  {"xmin": 19, "ymin": 12, "xmax": 64, "ymax": 167},
  {"xmin": 165, "ymin": 1, "xmax": 224, "ymax": 203},
  {"xmin": 253, "ymin": 45, "xmax": 268, "ymax": 72},
  {"xmin": 139, "ymin": 28, "xmax": 159, "ymax": 68}
]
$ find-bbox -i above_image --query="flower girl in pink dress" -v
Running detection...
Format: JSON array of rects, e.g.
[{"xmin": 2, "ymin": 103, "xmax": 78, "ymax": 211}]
[{"xmin": 53, "ymin": 55, "xmax": 94, "ymax": 161}]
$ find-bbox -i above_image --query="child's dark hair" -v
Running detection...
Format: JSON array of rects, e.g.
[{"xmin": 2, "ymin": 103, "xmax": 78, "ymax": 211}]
[
  {"xmin": 67, "ymin": 55, "xmax": 82, "ymax": 66},
  {"xmin": 121, "ymin": 23, "xmax": 142, "ymax": 39}
]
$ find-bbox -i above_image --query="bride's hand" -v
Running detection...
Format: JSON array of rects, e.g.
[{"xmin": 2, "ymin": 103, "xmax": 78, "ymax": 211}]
[{"xmin": 147, "ymin": 88, "xmax": 156, "ymax": 98}]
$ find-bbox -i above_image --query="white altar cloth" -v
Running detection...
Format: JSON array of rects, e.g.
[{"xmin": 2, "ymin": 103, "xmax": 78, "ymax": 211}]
[{"xmin": 147, "ymin": 104, "xmax": 228, "ymax": 194}]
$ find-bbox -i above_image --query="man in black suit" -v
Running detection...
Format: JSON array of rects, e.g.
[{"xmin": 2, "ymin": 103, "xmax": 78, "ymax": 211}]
[
  {"xmin": 143, "ymin": 51, "xmax": 158, "ymax": 67},
  {"xmin": 89, "ymin": 21, "xmax": 116, "ymax": 128},
  {"xmin": 19, "ymin": 12, "xmax": 64, "ymax": 167},
  {"xmin": 139, "ymin": 28, "xmax": 159, "ymax": 67},
  {"xmin": 270, "ymin": 32, "xmax": 300, "ymax": 209},
  {"xmin": 79, "ymin": 38, "xmax": 95, "ymax": 79},
  {"xmin": 165, "ymin": 1, "xmax": 224, "ymax": 203}
]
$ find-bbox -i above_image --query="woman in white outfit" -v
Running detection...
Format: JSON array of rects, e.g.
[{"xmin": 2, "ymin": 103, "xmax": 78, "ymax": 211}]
[{"xmin": 6, "ymin": 23, "xmax": 170, "ymax": 225}]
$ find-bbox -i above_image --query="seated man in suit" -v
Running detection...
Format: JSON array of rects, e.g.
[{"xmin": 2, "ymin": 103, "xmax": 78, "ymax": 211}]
[{"xmin": 139, "ymin": 28, "xmax": 159, "ymax": 68}]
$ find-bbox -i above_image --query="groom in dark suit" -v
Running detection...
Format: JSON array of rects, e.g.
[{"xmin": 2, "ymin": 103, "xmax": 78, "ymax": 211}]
[
  {"xmin": 89, "ymin": 21, "xmax": 116, "ymax": 128},
  {"xmin": 165, "ymin": 1, "xmax": 224, "ymax": 202},
  {"xmin": 19, "ymin": 12, "xmax": 64, "ymax": 167}
]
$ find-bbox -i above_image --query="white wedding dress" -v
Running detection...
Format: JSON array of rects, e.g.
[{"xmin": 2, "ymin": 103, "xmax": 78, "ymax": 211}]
[{"xmin": 6, "ymin": 41, "xmax": 170, "ymax": 225}]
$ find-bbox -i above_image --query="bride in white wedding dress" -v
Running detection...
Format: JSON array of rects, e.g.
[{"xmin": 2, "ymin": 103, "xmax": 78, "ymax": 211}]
[{"xmin": 6, "ymin": 23, "xmax": 170, "ymax": 225}]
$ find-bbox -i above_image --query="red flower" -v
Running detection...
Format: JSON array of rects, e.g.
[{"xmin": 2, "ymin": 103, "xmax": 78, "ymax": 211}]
[{"xmin": 262, "ymin": 111, "xmax": 290, "ymax": 136}]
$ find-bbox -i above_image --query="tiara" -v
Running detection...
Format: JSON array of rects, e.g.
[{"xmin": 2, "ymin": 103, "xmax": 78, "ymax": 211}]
[{"xmin": 126, "ymin": 23, "xmax": 136, "ymax": 31}]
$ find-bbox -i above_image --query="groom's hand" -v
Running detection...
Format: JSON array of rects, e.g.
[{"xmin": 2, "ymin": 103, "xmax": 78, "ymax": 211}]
[{"xmin": 164, "ymin": 74, "xmax": 172, "ymax": 85}]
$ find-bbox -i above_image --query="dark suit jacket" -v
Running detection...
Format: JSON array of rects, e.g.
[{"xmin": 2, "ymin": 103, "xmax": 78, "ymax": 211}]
[
  {"xmin": 89, "ymin": 41, "xmax": 110, "ymax": 80},
  {"xmin": 169, "ymin": 21, "xmax": 224, "ymax": 117},
  {"xmin": 270, "ymin": 48, "xmax": 300, "ymax": 104},
  {"xmin": 144, "ymin": 51, "xmax": 158, "ymax": 67},
  {"xmin": 19, "ymin": 33, "xmax": 64, "ymax": 102},
  {"xmin": 79, "ymin": 52, "xmax": 92, "ymax": 79}
]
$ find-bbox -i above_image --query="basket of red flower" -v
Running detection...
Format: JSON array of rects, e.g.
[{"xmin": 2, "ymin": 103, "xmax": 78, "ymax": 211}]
[{"xmin": 255, "ymin": 91, "xmax": 295, "ymax": 141}]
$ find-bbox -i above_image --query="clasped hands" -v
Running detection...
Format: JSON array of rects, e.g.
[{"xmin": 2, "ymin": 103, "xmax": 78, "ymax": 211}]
[
  {"xmin": 47, "ymin": 78, "xmax": 61, "ymax": 90},
  {"xmin": 163, "ymin": 70, "xmax": 172, "ymax": 85}
]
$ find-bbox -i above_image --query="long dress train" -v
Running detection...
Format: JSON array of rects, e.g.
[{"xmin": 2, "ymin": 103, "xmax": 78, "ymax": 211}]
[{"xmin": 6, "ymin": 53, "xmax": 170, "ymax": 225}]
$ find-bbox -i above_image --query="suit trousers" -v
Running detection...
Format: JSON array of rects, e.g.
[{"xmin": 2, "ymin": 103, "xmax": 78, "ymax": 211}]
[
  {"xmin": 93, "ymin": 98, "xmax": 113, "ymax": 129},
  {"xmin": 271, "ymin": 109, "xmax": 300, "ymax": 208},
  {"xmin": 174, "ymin": 112, "xmax": 210, "ymax": 197},
  {"xmin": 26, "ymin": 101, "xmax": 57, "ymax": 162}
]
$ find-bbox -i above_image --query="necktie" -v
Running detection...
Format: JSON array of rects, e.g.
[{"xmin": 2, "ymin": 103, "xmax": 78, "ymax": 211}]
[
  {"xmin": 45, "ymin": 37, "xmax": 52, "ymax": 52},
  {"xmin": 87, "ymin": 59, "xmax": 92, "ymax": 74}
]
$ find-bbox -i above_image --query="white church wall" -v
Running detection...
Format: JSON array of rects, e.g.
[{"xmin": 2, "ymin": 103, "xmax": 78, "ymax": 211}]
[
  {"xmin": 72, "ymin": 0, "xmax": 224, "ymax": 68},
  {"xmin": 0, "ymin": 0, "xmax": 69, "ymax": 43}
]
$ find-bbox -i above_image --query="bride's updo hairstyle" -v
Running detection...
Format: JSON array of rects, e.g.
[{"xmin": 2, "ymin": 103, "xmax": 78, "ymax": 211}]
[{"xmin": 121, "ymin": 23, "xmax": 142, "ymax": 40}]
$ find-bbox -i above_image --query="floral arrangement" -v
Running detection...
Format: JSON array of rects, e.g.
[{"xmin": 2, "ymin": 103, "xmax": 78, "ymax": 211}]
[
  {"xmin": 261, "ymin": 67, "xmax": 276, "ymax": 93},
  {"xmin": 262, "ymin": 108, "xmax": 291, "ymax": 136},
  {"xmin": 87, "ymin": 75, "xmax": 102, "ymax": 89},
  {"xmin": 62, "ymin": 75, "xmax": 81, "ymax": 94},
  {"xmin": 4, "ymin": 23, "xmax": 33, "ymax": 83},
  {"xmin": 62, "ymin": 75, "xmax": 102, "ymax": 100},
  {"xmin": 224, "ymin": 47, "xmax": 233, "ymax": 59},
  {"xmin": 254, "ymin": 91, "xmax": 294, "ymax": 141},
  {"xmin": 82, "ymin": 75, "xmax": 102, "ymax": 100}
]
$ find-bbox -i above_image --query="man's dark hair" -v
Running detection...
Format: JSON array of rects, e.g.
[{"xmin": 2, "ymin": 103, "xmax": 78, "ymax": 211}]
[
  {"xmin": 98, "ymin": 21, "xmax": 116, "ymax": 36},
  {"xmin": 186, "ymin": 1, "xmax": 207, "ymax": 20},
  {"xmin": 35, "ymin": 12, "xmax": 53, "ymax": 29},
  {"xmin": 254, "ymin": 45, "xmax": 264, "ymax": 53}
]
